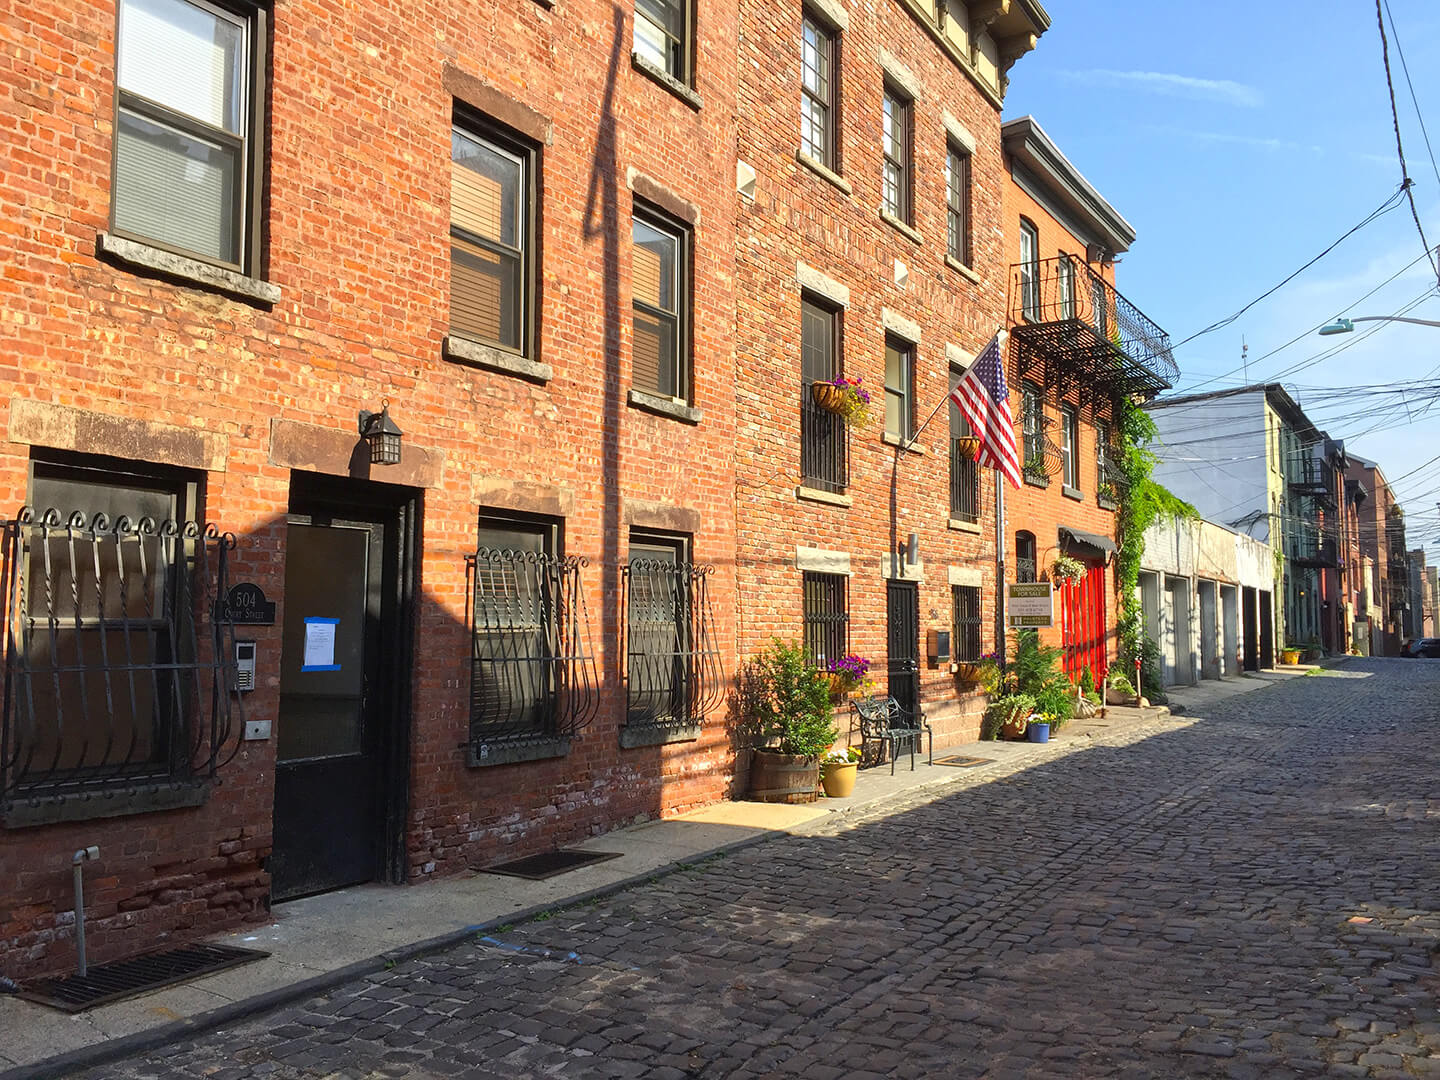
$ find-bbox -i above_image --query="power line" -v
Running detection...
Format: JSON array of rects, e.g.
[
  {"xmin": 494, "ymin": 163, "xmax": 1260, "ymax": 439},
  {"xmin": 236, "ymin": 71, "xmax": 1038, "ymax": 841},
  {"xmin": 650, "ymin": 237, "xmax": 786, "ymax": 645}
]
[
  {"xmin": 1375, "ymin": 0, "xmax": 1440, "ymax": 285},
  {"xmin": 1166, "ymin": 185, "xmax": 1409, "ymax": 358}
]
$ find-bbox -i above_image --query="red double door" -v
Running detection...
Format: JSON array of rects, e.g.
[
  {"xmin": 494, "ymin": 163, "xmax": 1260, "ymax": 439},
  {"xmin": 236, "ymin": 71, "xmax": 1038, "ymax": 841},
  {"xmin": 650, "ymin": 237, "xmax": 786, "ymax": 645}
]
[{"xmin": 1059, "ymin": 561, "xmax": 1106, "ymax": 681}]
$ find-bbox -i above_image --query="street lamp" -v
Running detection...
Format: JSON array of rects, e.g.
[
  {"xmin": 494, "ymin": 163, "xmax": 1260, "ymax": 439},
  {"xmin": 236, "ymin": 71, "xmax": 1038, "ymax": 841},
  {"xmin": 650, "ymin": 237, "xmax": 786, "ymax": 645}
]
[{"xmin": 1318, "ymin": 315, "xmax": 1440, "ymax": 336}]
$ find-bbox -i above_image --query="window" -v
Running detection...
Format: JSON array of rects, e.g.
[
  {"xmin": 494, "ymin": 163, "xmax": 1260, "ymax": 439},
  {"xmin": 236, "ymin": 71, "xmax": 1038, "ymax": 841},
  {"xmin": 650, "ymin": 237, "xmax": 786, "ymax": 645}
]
[
  {"xmin": 1097, "ymin": 420, "xmax": 1117, "ymax": 504},
  {"xmin": 469, "ymin": 513, "xmax": 597, "ymax": 750},
  {"xmin": 952, "ymin": 585, "xmax": 981, "ymax": 662},
  {"xmin": 800, "ymin": 14, "xmax": 837, "ymax": 168},
  {"xmin": 1021, "ymin": 383, "xmax": 1044, "ymax": 481},
  {"xmin": 881, "ymin": 87, "xmax": 911, "ymax": 222},
  {"xmin": 801, "ymin": 295, "xmax": 847, "ymax": 492},
  {"xmin": 949, "ymin": 368, "xmax": 979, "ymax": 523},
  {"xmin": 884, "ymin": 336, "xmax": 914, "ymax": 440},
  {"xmin": 635, "ymin": 0, "xmax": 689, "ymax": 82},
  {"xmin": 803, "ymin": 572, "xmax": 849, "ymax": 668},
  {"xmin": 1060, "ymin": 406, "xmax": 1079, "ymax": 490},
  {"xmin": 451, "ymin": 120, "xmax": 533, "ymax": 354},
  {"xmin": 945, "ymin": 143, "xmax": 970, "ymax": 265},
  {"xmin": 632, "ymin": 207, "xmax": 689, "ymax": 400},
  {"xmin": 625, "ymin": 532, "xmax": 720, "ymax": 730},
  {"xmin": 1019, "ymin": 218, "xmax": 1039, "ymax": 320},
  {"xmin": 1016, "ymin": 531, "xmax": 1037, "ymax": 583},
  {"xmin": 4, "ymin": 455, "xmax": 236, "ymax": 803},
  {"xmin": 1057, "ymin": 253, "xmax": 1075, "ymax": 319},
  {"xmin": 112, "ymin": 0, "xmax": 264, "ymax": 271}
]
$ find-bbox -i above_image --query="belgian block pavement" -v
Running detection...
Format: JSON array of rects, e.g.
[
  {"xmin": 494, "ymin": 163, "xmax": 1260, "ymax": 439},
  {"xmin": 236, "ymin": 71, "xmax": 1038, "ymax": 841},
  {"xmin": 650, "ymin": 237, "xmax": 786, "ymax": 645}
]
[{"xmin": 22, "ymin": 659, "xmax": 1440, "ymax": 1078}]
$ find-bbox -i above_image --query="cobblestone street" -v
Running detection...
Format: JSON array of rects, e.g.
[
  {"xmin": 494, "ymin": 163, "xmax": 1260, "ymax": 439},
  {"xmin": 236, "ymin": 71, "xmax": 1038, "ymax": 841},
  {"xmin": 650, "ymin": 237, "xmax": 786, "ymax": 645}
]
[{"xmin": 84, "ymin": 660, "xmax": 1440, "ymax": 1079}]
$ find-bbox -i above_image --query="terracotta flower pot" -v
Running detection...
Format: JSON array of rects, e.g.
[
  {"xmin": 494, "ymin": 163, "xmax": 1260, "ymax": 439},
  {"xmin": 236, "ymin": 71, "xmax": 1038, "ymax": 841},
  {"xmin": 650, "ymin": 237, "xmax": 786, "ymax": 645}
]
[{"xmin": 820, "ymin": 761, "xmax": 858, "ymax": 798}]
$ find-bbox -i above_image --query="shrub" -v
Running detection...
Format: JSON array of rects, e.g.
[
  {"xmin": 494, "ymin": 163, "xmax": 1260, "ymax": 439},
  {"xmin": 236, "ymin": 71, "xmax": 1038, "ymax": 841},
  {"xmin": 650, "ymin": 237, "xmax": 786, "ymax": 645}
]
[{"xmin": 738, "ymin": 639, "xmax": 838, "ymax": 759}]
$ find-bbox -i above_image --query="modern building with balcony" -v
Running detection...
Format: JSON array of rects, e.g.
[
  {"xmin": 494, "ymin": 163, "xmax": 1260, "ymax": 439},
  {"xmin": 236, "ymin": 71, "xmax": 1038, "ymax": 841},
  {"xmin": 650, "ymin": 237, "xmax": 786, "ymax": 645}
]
[
  {"xmin": 1149, "ymin": 384, "xmax": 1355, "ymax": 658},
  {"xmin": 1000, "ymin": 116, "xmax": 1176, "ymax": 679}
]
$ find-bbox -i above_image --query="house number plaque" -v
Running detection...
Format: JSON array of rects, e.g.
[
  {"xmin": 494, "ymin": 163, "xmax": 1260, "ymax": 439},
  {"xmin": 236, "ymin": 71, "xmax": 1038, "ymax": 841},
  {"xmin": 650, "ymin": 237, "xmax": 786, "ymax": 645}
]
[{"xmin": 222, "ymin": 583, "xmax": 277, "ymax": 625}]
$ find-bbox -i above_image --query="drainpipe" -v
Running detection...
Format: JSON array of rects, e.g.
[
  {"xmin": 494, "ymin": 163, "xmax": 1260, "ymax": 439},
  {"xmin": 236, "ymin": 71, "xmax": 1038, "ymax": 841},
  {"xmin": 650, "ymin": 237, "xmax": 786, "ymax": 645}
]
[{"xmin": 72, "ymin": 846, "xmax": 99, "ymax": 978}]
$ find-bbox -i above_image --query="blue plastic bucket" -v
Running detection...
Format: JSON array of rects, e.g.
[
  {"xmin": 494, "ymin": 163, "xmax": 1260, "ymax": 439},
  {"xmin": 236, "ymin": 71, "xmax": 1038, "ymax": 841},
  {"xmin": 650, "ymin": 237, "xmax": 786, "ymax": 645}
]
[{"xmin": 1027, "ymin": 721, "xmax": 1051, "ymax": 743}]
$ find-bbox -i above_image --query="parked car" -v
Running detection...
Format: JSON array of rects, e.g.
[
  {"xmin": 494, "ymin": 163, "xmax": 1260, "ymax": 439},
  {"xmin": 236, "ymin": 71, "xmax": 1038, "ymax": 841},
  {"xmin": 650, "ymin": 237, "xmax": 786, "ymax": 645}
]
[{"xmin": 1401, "ymin": 638, "xmax": 1440, "ymax": 658}]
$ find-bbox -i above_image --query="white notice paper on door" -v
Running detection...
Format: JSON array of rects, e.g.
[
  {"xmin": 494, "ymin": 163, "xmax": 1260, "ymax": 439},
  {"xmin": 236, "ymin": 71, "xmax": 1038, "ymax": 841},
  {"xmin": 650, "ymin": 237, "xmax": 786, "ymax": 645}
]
[{"xmin": 301, "ymin": 617, "xmax": 340, "ymax": 671}]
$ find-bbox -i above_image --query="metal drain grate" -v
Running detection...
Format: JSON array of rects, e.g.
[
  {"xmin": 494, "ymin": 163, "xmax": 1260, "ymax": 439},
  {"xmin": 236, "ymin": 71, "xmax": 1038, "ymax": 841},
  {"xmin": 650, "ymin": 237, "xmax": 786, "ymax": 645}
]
[
  {"xmin": 932, "ymin": 755, "xmax": 995, "ymax": 768},
  {"xmin": 483, "ymin": 849, "xmax": 624, "ymax": 880},
  {"xmin": 21, "ymin": 943, "xmax": 268, "ymax": 1013}
]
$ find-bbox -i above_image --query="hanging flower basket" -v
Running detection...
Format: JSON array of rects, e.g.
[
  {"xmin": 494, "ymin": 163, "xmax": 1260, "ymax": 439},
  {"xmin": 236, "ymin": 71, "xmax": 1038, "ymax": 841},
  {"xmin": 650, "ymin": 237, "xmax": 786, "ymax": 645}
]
[
  {"xmin": 955, "ymin": 434, "xmax": 981, "ymax": 461},
  {"xmin": 1052, "ymin": 554, "xmax": 1087, "ymax": 586},
  {"xmin": 811, "ymin": 382, "xmax": 846, "ymax": 413},
  {"xmin": 810, "ymin": 376, "xmax": 873, "ymax": 429}
]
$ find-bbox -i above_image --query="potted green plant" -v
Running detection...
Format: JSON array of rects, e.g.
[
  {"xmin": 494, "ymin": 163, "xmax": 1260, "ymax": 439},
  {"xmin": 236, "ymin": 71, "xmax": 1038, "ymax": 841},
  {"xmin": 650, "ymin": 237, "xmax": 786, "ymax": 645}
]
[
  {"xmin": 1280, "ymin": 644, "xmax": 1302, "ymax": 666},
  {"xmin": 982, "ymin": 692, "xmax": 1036, "ymax": 740},
  {"xmin": 739, "ymin": 640, "xmax": 839, "ymax": 804},
  {"xmin": 1051, "ymin": 554, "xmax": 1086, "ymax": 586},
  {"xmin": 819, "ymin": 745, "xmax": 861, "ymax": 797},
  {"xmin": 1104, "ymin": 669, "xmax": 1136, "ymax": 706}
]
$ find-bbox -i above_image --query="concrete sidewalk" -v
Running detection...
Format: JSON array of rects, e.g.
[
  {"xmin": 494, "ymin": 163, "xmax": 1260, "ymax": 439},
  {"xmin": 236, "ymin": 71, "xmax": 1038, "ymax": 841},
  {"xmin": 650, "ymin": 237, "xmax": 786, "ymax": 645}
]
[{"xmin": 0, "ymin": 679, "xmax": 1267, "ymax": 1080}]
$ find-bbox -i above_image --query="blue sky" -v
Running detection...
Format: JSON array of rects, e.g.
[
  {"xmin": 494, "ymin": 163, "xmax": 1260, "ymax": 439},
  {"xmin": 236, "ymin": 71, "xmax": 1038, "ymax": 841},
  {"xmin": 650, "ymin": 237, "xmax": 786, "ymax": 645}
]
[{"xmin": 1003, "ymin": 0, "xmax": 1440, "ymax": 542}]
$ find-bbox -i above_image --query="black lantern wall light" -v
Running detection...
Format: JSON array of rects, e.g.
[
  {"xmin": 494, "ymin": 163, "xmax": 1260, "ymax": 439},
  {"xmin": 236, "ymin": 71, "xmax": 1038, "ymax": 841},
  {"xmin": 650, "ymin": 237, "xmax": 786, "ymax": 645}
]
[{"xmin": 358, "ymin": 400, "xmax": 403, "ymax": 466}]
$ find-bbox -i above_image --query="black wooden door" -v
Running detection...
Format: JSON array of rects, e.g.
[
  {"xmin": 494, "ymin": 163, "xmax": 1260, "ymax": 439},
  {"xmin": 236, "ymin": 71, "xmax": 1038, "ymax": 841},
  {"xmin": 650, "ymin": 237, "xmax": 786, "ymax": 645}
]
[
  {"xmin": 1259, "ymin": 590, "xmax": 1275, "ymax": 669},
  {"xmin": 1242, "ymin": 587, "xmax": 1259, "ymax": 672},
  {"xmin": 886, "ymin": 580, "xmax": 920, "ymax": 716},
  {"xmin": 271, "ymin": 514, "xmax": 387, "ymax": 901}
]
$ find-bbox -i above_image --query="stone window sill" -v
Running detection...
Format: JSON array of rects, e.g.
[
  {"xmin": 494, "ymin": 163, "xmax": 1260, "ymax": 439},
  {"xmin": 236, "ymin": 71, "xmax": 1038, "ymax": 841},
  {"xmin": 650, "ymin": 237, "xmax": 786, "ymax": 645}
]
[
  {"xmin": 945, "ymin": 255, "xmax": 981, "ymax": 284},
  {"xmin": 445, "ymin": 335, "xmax": 552, "ymax": 383},
  {"xmin": 619, "ymin": 721, "xmax": 701, "ymax": 749},
  {"xmin": 1062, "ymin": 484, "xmax": 1084, "ymax": 502},
  {"xmin": 99, "ymin": 233, "xmax": 280, "ymax": 305},
  {"xmin": 2, "ymin": 778, "xmax": 211, "ymax": 829},
  {"xmin": 795, "ymin": 151, "xmax": 853, "ymax": 196},
  {"xmin": 882, "ymin": 431, "xmax": 925, "ymax": 454},
  {"xmin": 628, "ymin": 389, "xmax": 702, "ymax": 424},
  {"xmin": 468, "ymin": 735, "xmax": 570, "ymax": 767},
  {"xmin": 880, "ymin": 211, "xmax": 923, "ymax": 247},
  {"xmin": 947, "ymin": 517, "xmax": 981, "ymax": 533},
  {"xmin": 796, "ymin": 485, "xmax": 852, "ymax": 506},
  {"xmin": 631, "ymin": 53, "xmax": 702, "ymax": 110}
]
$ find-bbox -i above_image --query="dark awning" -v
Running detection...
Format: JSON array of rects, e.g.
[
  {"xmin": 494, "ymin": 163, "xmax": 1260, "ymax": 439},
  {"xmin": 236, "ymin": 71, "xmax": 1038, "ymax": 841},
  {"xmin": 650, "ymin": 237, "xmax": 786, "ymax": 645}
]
[{"xmin": 1059, "ymin": 525, "xmax": 1117, "ymax": 559}]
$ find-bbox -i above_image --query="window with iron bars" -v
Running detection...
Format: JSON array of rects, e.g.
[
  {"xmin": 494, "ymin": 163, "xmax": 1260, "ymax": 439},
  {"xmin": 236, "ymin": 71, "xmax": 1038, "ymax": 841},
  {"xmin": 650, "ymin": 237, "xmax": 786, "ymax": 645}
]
[
  {"xmin": 2, "ymin": 458, "xmax": 242, "ymax": 815},
  {"xmin": 948, "ymin": 368, "xmax": 980, "ymax": 523},
  {"xmin": 624, "ymin": 533, "xmax": 723, "ymax": 735},
  {"xmin": 802, "ymin": 571, "xmax": 848, "ymax": 669},
  {"xmin": 952, "ymin": 585, "xmax": 981, "ymax": 662},
  {"xmin": 467, "ymin": 514, "xmax": 599, "ymax": 760},
  {"xmin": 801, "ymin": 294, "xmax": 847, "ymax": 493},
  {"xmin": 1016, "ymin": 531, "xmax": 1037, "ymax": 584}
]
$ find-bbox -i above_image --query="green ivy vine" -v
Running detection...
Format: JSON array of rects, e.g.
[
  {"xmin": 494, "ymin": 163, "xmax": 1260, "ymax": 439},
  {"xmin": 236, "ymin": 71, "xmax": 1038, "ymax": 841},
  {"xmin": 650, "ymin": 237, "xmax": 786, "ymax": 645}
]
[{"xmin": 1113, "ymin": 394, "xmax": 1198, "ymax": 697}]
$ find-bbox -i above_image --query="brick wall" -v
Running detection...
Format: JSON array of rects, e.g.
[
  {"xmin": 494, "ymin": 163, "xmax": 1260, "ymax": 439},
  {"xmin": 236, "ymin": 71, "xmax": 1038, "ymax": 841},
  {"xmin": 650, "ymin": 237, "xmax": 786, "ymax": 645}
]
[
  {"xmin": 734, "ymin": 0, "xmax": 1010, "ymax": 749},
  {"xmin": 0, "ymin": 0, "xmax": 739, "ymax": 978}
]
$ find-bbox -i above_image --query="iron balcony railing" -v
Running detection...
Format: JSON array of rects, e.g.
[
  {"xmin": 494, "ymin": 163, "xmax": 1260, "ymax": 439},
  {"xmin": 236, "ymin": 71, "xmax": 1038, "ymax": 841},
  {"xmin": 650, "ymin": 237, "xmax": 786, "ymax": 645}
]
[
  {"xmin": 1098, "ymin": 451, "xmax": 1126, "ymax": 506},
  {"xmin": 466, "ymin": 548, "xmax": 600, "ymax": 748},
  {"xmin": 949, "ymin": 439, "xmax": 980, "ymax": 523},
  {"xmin": 622, "ymin": 558, "xmax": 724, "ymax": 732},
  {"xmin": 1288, "ymin": 457, "xmax": 1335, "ymax": 502},
  {"xmin": 800, "ymin": 391, "xmax": 848, "ymax": 494},
  {"xmin": 1, "ymin": 508, "xmax": 243, "ymax": 806},
  {"xmin": 1291, "ymin": 531, "xmax": 1339, "ymax": 568},
  {"xmin": 1010, "ymin": 256, "xmax": 1178, "ymax": 397}
]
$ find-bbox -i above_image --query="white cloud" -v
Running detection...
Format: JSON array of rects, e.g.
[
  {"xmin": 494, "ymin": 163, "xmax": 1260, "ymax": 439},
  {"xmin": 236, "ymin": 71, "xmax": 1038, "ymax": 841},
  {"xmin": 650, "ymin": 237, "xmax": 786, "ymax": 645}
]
[{"xmin": 1060, "ymin": 68, "xmax": 1263, "ymax": 108}]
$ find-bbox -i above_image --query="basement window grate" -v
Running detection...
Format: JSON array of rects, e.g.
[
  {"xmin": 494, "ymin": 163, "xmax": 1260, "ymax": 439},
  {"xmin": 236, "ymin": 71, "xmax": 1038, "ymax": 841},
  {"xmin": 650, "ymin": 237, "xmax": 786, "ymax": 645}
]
[
  {"xmin": 20, "ymin": 943, "xmax": 268, "ymax": 1012},
  {"xmin": 932, "ymin": 755, "xmax": 994, "ymax": 768},
  {"xmin": 483, "ymin": 849, "xmax": 624, "ymax": 881}
]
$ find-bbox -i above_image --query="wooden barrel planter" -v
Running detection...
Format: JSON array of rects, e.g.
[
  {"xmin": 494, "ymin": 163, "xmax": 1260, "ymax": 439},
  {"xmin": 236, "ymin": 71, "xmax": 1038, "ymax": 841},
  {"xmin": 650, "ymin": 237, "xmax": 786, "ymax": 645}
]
[{"xmin": 748, "ymin": 749, "xmax": 819, "ymax": 804}]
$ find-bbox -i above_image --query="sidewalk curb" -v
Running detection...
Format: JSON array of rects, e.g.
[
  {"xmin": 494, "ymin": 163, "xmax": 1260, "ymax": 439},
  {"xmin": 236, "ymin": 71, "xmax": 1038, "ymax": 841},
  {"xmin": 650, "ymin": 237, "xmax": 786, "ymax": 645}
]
[{"xmin": 0, "ymin": 832, "xmax": 777, "ymax": 1080}]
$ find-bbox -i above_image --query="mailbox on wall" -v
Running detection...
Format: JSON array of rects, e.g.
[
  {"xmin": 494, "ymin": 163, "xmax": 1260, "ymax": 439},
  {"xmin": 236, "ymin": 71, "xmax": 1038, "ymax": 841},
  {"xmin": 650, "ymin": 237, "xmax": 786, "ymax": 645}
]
[{"xmin": 926, "ymin": 628, "xmax": 951, "ymax": 665}]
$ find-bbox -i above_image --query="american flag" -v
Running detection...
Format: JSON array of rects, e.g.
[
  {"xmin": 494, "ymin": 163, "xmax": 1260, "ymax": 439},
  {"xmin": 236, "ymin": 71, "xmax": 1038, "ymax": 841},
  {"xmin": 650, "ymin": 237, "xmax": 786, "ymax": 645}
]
[{"xmin": 949, "ymin": 331, "xmax": 1021, "ymax": 489}]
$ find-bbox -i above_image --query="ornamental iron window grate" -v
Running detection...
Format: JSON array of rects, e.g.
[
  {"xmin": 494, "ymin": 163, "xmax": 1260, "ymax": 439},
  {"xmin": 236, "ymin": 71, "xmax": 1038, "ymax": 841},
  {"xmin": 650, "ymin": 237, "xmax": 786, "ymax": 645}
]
[
  {"xmin": 952, "ymin": 585, "xmax": 981, "ymax": 662},
  {"xmin": 802, "ymin": 571, "xmax": 848, "ymax": 668},
  {"xmin": 466, "ymin": 548, "xmax": 599, "ymax": 745},
  {"xmin": 1, "ymin": 508, "xmax": 243, "ymax": 806},
  {"xmin": 623, "ymin": 557, "xmax": 723, "ymax": 731}
]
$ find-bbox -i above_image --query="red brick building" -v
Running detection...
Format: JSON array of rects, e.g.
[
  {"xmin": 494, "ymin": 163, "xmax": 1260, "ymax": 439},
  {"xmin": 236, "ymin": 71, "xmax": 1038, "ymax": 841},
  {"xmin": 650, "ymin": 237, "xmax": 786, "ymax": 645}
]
[
  {"xmin": 734, "ymin": 0, "xmax": 1047, "ymax": 746},
  {"xmin": 0, "ymin": 0, "xmax": 742, "ymax": 978},
  {"xmin": 1000, "ymin": 116, "xmax": 1175, "ymax": 679}
]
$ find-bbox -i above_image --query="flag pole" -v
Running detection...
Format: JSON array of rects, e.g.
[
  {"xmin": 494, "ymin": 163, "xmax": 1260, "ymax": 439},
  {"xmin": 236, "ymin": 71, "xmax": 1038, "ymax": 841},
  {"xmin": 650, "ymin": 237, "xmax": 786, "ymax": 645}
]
[{"xmin": 996, "ymin": 455, "xmax": 1007, "ymax": 669}]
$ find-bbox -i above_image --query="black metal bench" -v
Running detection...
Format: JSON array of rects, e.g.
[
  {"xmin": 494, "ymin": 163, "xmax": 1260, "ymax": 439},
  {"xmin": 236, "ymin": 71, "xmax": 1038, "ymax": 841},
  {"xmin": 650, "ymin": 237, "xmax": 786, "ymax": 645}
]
[{"xmin": 852, "ymin": 696, "xmax": 932, "ymax": 774}]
